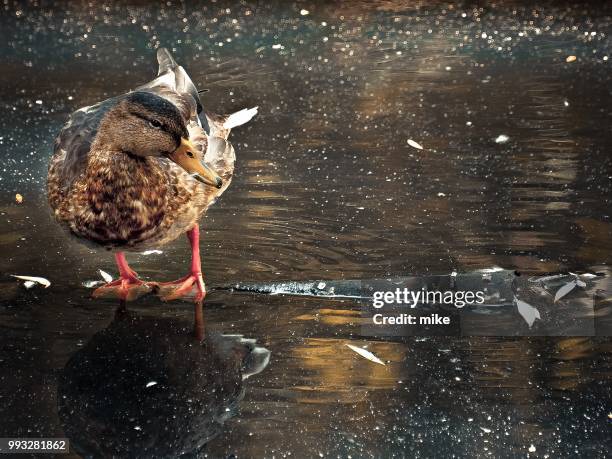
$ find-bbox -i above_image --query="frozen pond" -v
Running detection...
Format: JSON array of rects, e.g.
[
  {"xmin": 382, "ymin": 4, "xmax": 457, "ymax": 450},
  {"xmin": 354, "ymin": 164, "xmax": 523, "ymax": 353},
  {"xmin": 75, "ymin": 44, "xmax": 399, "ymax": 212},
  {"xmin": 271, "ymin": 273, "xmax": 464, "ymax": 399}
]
[{"xmin": 0, "ymin": 1, "xmax": 611, "ymax": 457}]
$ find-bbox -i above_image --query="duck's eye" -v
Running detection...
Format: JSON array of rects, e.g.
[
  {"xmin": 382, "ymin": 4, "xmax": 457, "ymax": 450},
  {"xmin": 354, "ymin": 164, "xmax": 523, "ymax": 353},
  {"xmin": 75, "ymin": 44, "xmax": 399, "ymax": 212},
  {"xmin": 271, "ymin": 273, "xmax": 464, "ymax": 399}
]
[
  {"xmin": 148, "ymin": 119, "xmax": 162, "ymax": 129},
  {"xmin": 186, "ymin": 151, "xmax": 195, "ymax": 158}
]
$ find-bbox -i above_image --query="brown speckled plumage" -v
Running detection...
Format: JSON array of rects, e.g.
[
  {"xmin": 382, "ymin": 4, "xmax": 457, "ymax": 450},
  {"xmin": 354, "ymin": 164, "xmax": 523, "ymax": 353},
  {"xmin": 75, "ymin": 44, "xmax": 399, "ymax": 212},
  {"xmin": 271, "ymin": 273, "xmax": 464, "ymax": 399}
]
[{"xmin": 47, "ymin": 49, "xmax": 256, "ymax": 252}]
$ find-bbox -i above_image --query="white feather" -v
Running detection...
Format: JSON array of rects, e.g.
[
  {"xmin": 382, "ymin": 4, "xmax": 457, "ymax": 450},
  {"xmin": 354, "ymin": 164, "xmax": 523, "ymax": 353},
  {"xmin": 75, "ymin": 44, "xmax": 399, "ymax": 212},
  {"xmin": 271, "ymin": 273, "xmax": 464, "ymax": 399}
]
[
  {"xmin": 99, "ymin": 269, "xmax": 113, "ymax": 283},
  {"xmin": 11, "ymin": 275, "xmax": 51, "ymax": 288},
  {"xmin": 407, "ymin": 139, "xmax": 424, "ymax": 150},
  {"xmin": 554, "ymin": 280, "xmax": 577, "ymax": 303},
  {"xmin": 223, "ymin": 107, "xmax": 258, "ymax": 129},
  {"xmin": 346, "ymin": 344, "xmax": 386, "ymax": 365},
  {"xmin": 515, "ymin": 299, "xmax": 541, "ymax": 328},
  {"xmin": 82, "ymin": 280, "xmax": 104, "ymax": 288}
]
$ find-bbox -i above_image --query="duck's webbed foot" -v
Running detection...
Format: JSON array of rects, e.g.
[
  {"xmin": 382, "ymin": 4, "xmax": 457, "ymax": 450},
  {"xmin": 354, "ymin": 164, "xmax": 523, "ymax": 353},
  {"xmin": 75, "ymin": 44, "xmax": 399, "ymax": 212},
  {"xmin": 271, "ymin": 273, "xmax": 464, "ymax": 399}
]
[
  {"xmin": 157, "ymin": 272, "xmax": 206, "ymax": 303},
  {"xmin": 92, "ymin": 252, "xmax": 155, "ymax": 301},
  {"xmin": 158, "ymin": 226, "xmax": 207, "ymax": 304},
  {"xmin": 92, "ymin": 275, "xmax": 155, "ymax": 301}
]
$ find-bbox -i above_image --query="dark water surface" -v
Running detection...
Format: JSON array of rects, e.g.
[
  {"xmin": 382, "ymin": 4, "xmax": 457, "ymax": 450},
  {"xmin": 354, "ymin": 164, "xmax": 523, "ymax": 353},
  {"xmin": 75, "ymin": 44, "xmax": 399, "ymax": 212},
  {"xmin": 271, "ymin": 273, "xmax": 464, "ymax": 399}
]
[{"xmin": 1, "ymin": 1, "xmax": 611, "ymax": 457}]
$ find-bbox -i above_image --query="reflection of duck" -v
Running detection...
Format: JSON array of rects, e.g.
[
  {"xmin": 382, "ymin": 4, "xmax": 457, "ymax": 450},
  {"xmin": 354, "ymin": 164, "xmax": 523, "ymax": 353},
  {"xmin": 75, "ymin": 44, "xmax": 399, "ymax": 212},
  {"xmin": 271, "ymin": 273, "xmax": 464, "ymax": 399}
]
[
  {"xmin": 58, "ymin": 311, "xmax": 270, "ymax": 458},
  {"xmin": 47, "ymin": 48, "xmax": 257, "ymax": 307}
]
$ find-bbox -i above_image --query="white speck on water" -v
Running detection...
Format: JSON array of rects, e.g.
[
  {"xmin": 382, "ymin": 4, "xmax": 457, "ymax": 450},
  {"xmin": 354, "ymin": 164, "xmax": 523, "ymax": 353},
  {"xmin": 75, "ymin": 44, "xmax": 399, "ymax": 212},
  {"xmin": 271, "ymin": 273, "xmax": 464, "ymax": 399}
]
[
  {"xmin": 272, "ymin": 44, "xmax": 284, "ymax": 50},
  {"xmin": 564, "ymin": 100, "xmax": 569, "ymax": 107},
  {"xmin": 480, "ymin": 427, "xmax": 491, "ymax": 433},
  {"xmin": 134, "ymin": 426, "xmax": 142, "ymax": 431},
  {"xmin": 300, "ymin": 9, "xmax": 309, "ymax": 16},
  {"xmin": 145, "ymin": 381, "xmax": 157, "ymax": 388},
  {"xmin": 35, "ymin": 100, "xmax": 42, "ymax": 105},
  {"xmin": 317, "ymin": 282, "xmax": 326, "ymax": 290},
  {"xmin": 141, "ymin": 250, "xmax": 163, "ymax": 255},
  {"xmin": 495, "ymin": 134, "xmax": 509, "ymax": 144},
  {"xmin": 437, "ymin": 192, "xmax": 446, "ymax": 197},
  {"xmin": 466, "ymin": 121, "xmax": 472, "ymax": 126},
  {"xmin": 528, "ymin": 445, "xmax": 536, "ymax": 453}
]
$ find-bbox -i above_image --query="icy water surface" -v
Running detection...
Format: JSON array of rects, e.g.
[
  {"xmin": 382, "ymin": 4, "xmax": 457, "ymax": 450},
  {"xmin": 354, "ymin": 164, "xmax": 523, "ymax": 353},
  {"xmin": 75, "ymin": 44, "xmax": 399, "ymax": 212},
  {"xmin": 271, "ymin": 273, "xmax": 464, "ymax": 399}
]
[{"xmin": 1, "ymin": 1, "xmax": 611, "ymax": 457}]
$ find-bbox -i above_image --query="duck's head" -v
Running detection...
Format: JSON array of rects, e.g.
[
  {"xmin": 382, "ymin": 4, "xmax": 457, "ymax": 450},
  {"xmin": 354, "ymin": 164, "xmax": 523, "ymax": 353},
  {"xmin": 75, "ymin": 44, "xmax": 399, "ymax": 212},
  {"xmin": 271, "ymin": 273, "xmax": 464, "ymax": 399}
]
[{"xmin": 99, "ymin": 91, "xmax": 222, "ymax": 189}]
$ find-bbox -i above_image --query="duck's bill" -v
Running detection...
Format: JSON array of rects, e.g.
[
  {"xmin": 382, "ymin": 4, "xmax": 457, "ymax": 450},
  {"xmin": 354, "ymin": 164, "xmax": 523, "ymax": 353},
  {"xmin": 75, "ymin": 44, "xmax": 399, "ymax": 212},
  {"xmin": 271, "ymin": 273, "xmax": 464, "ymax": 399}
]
[{"xmin": 169, "ymin": 138, "xmax": 223, "ymax": 189}]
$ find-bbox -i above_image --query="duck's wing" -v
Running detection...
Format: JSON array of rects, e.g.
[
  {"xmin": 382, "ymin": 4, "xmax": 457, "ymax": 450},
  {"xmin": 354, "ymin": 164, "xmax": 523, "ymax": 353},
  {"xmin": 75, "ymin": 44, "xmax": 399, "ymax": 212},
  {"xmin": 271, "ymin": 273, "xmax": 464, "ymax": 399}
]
[{"xmin": 51, "ymin": 96, "xmax": 119, "ymax": 188}]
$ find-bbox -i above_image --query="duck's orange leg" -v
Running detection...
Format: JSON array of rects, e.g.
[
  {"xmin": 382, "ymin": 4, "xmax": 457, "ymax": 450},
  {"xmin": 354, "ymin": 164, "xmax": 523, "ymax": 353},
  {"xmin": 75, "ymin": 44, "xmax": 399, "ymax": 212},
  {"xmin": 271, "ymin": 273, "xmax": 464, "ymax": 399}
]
[
  {"xmin": 158, "ymin": 226, "xmax": 206, "ymax": 339},
  {"xmin": 92, "ymin": 252, "xmax": 154, "ymax": 301},
  {"xmin": 158, "ymin": 226, "xmax": 206, "ymax": 303}
]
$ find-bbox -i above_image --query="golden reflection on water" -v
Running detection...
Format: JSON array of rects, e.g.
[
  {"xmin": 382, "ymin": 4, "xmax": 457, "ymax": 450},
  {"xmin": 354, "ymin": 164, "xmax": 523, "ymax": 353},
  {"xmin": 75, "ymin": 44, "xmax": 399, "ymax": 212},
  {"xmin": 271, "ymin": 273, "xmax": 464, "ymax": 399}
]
[
  {"xmin": 575, "ymin": 218, "xmax": 612, "ymax": 264},
  {"xmin": 295, "ymin": 307, "xmax": 363, "ymax": 326},
  {"xmin": 549, "ymin": 337, "xmax": 597, "ymax": 391},
  {"xmin": 291, "ymin": 338, "xmax": 407, "ymax": 399}
]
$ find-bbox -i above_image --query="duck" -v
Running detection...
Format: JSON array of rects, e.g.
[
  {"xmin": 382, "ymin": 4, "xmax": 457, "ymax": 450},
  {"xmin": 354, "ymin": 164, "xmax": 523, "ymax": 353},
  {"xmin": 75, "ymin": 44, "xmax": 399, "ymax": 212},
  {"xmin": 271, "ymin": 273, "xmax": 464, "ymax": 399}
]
[{"xmin": 47, "ymin": 48, "xmax": 257, "ymax": 311}]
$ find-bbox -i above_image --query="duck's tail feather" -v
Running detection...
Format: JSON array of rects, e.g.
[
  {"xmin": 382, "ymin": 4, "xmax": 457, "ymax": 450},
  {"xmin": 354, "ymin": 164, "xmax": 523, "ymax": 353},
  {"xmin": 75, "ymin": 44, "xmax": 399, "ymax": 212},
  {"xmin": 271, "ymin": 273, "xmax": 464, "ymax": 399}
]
[
  {"xmin": 223, "ymin": 107, "xmax": 259, "ymax": 129},
  {"xmin": 152, "ymin": 48, "xmax": 209, "ymax": 133},
  {"xmin": 206, "ymin": 107, "xmax": 258, "ymax": 140},
  {"xmin": 157, "ymin": 47, "xmax": 178, "ymax": 74}
]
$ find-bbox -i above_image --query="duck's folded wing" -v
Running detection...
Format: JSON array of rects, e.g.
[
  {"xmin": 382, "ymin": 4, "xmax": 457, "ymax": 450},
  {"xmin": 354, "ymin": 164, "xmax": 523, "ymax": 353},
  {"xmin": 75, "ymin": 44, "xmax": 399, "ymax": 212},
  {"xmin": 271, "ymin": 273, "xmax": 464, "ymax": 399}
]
[{"xmin": 52, "ymin": 97, "xmax": 118, "ymax": 187}]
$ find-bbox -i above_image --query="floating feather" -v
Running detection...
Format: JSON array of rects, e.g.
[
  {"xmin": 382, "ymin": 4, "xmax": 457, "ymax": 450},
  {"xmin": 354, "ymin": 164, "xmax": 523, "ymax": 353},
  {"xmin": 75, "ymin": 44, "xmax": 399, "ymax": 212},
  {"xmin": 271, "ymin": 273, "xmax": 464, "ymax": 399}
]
[
  {"xmin": 346, "ymin": 344, "xmax": 386, "ymax": 365},
  {"xmin": 554, "ymin": 280, "xmax": 577, "ymax": 303},
  {"xmin": 407, "ymin": 139, "xmax": 424, "ymax": 150},
  {"xmin": 515, "ymin": 299, "xmax": 541, "ymax": 327},
  {"xmin": 11, "ymin": 275, "xmax": 51, "ymax": 288},
  {"xmin": 82, "ymin": 280, "xmax": 104, "ymax": 288},
  {"xmin": 99, "ymin": 269, "xmax": 113, "ymax": 283}
]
